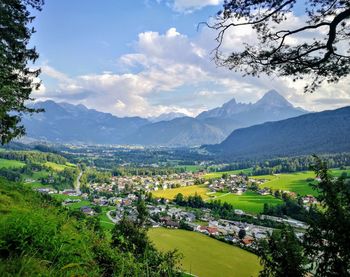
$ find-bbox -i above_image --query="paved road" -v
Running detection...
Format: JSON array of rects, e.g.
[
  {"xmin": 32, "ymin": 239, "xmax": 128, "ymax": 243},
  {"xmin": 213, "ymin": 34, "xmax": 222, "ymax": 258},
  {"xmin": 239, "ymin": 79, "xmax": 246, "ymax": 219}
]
[
  {"xmin": 106, "ymin": 210, "xmax": 118, "ymax": 223},
  {"xmin": 204, "ymin": 192, "xmax": 231, "ymax": 202}
]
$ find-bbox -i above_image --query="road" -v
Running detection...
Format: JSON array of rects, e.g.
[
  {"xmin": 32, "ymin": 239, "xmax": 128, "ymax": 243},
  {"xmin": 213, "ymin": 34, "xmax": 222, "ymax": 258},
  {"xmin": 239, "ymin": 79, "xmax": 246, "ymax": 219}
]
[
  {"xmin": 75, "ymin": 168, "xmax": 83, "ymax": 194},
  {"xmin": 106, "ymin": 210, "xmax": 118, "ymax": 223}
]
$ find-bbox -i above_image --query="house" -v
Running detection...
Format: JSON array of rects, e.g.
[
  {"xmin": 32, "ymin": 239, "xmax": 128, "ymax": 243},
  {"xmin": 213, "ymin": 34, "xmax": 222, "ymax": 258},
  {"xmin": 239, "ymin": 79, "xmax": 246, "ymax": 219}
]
[
  {"xmin": 198, "ymin": 226, "xmax": 219, "ymax": 236},
  {"xmin": 81, "ymin": 206, "xmax": 94, "ymax": 216},
  {"xmin": 242, "ymin": 236, "xmax": 254, "ymax": 246}
]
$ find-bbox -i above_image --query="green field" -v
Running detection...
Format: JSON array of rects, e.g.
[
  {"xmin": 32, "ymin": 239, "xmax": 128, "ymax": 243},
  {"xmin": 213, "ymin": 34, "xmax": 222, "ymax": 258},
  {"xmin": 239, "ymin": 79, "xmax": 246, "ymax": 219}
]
[
  {"xmin": 175, "ymin": 165, "xmax": 203, "ymax": 173},
  {"xmin": 212, "ymin": 191, "xmax": 283, "ymax": 214},
  {"xmin": 152, "ymin": 185, "xmax": 209, "ymax": 200},
  {"xmin": 148, "ymin": 228, "xmax": 261, "ymax": 277},
  {"xmin": 43, "ymin": 162, "xmax": 67, "ymax": 171},
  {"xmin": 0, "ymin": 158, "xmax": 25, "ymax": 169},
  {"xmin": 204, "ymin": 168, "xmax": 253, "ymax": 179},
  {"xmin": 252, "ymin": 171, "xmax": 317, "ymax": 196}
]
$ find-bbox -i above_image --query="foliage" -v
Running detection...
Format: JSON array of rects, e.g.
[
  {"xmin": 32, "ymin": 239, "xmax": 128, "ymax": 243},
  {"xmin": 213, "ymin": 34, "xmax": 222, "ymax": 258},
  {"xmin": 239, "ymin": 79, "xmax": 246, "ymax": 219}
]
[
  {"xmin": 0, "ymin": 150, "xmax": 67, "ymax": 164},
  {"xmin": 0, "ymin": 0, "xmax": 44, "ymax": 144},
  {"xmin": 263, "ymin": 198, "xmax": 310, "ymax": 222},
  {"xmin": 111, "ymin": 216, "xmax": 182, "ymax": 276},
  {"xmin": 258, "ymin": 225, "xmax": 308, "ymax": 277},
  {"xmin": 238, "ymin": 229, "xmax": 246, "ymax": 240},
  {"xmin": 0, "ymin": 178, "xmax": 182, "ymax": 276},
  {"xmin": 208, "ymin": 153, "xmax": 350, "ymax": 176},
  {"xmin": 303, "ymin": 157, "xmax": 350, "ymax": 276},
  {"xmin": 211, "ymin": 0, "xmax": 350, "ymax": 92},
  {"xmin": 257, "ymin": 157, "xmax": 350, "ymax": 276}
]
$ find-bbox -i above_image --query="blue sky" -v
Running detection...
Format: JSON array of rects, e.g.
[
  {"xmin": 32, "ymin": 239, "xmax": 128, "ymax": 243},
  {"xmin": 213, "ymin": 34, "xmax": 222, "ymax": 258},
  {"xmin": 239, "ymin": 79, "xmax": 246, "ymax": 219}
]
[{"xmin": 31, "ymin": 0, "xmax": 350, "ymax": 117}]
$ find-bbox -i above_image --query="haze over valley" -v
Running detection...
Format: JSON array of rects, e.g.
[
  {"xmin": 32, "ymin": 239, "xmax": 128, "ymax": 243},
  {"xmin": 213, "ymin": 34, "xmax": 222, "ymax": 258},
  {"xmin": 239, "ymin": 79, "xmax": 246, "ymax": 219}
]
[{"xmin": 1, "ymin": 1, "xmax": 350, "ymax": 276}]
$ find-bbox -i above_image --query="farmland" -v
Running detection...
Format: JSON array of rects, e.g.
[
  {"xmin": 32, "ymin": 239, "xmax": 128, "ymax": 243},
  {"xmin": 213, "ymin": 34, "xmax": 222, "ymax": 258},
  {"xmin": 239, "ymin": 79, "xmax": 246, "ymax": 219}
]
[
  {"xmin": 43, "ymin": 161, "xmax": 75, "ymax": 171},
  {"xmin": 211, "ymin": 191, "xmax": 283, "ymax": 214},
  {"xmin": 204, "ymin": 168, "xmax": 253, "ymax": 179},
  {"xmin": 0, "ymin": 158, "xmax": 25, "ymax": 169},
  {"xmin": 252, "ymin": 171, "xmax": 317, "ymax": 196},
  {"xmin": 175, "ymin": 164, "xmax": 203, "ymax": 172},
  {"xmin": 152, "ymin": 185, "xmax": 210, "ymax": 200},
  {"xmin": 148, "ymin": 228, "xmax": 261, "ymax": 277}
]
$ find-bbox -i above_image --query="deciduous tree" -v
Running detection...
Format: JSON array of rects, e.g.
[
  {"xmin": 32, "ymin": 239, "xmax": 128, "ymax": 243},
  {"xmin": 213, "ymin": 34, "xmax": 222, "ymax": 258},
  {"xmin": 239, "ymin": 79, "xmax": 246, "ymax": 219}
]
[{"xmin": 210, "ymin": 0, "xmax": 350, "ymax": 92}]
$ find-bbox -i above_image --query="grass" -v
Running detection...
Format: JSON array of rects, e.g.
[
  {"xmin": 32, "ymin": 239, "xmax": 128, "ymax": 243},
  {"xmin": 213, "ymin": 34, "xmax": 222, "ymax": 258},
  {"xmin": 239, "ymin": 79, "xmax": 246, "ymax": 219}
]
[
  {"xmin": 252, "ymin": 171, "xmax": 317, "ymax": 196},
  {"xmin": 43, "ymin": 162, "xmax": 68, "ymax": 172},
  {"xmin": 175, "ymin": 165, "xmax": 203, "ymax": 173},
  {"xmin": 203, "ymin": 168, "xmax": 253, "ymax": 180},
  {"xmin": 0, "ymin": 158, "xmax": 25, "ymax": 169},
  {"xmin": 152, "ymin": 185, "xmax": 209, "ymax": 200},
  {"xmin": 211, "ymin": 191, "xmax": 283, "ymax": 214},
  {"xmin": 148, "ymin": 228, "xmax": 261, "ymax": 277},
  {"xmin": 98, "ymin": 207, "xmax": 115, "ymax": 231}
]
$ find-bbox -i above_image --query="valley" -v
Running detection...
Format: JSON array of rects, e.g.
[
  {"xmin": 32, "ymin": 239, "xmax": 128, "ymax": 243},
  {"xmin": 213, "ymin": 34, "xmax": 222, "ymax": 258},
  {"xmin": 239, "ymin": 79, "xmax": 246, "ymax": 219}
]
[{"xmin": 0, "ymin": 144, "xmax": 349, "ymax": 276}]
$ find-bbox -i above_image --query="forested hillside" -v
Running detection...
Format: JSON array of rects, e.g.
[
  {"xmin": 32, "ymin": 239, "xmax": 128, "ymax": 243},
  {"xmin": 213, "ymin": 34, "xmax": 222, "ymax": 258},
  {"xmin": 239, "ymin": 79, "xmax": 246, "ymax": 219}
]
[{"xmin": 207, "ymin": 106, "xmax": 350, "ymax": 160}]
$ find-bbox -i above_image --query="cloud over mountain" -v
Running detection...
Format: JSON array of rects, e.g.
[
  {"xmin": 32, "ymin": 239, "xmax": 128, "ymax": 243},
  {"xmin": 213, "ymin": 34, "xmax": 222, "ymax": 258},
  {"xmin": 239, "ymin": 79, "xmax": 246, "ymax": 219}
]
[{"xmin": 36, "ymin": 13, "xmax": 350, "ymax": 118}]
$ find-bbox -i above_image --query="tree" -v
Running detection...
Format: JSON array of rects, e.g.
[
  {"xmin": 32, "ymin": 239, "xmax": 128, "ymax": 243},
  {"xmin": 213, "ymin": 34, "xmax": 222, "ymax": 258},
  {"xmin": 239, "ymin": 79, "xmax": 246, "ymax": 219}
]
[
  {"xmin": 174, "ymin": 193, "xmax": 185, "ymax": 205},
  {"xmin": 210, "ymin": 1, "xmax": 350, "ymax": 92},
  {"xmin": 258, "ymin": 225, "xmax": 308, "ymax": 277},
  {"xmin": 111, "ymin": 217, "xmax": 149, "ymax": 256},
  {"xmin": 0, "ymin": 0, "xmax": 44, "ymax": 144},
  {"xmin": 303, "ymin": 157, "xmax": 350, "ymax": 276},
  {"xmin": 136, "ymin": 197, "xmax": 149, "ymax": 227},
  {"xmin": 238, "ymin": 228, "xmax": 246, "ymax": 240}
]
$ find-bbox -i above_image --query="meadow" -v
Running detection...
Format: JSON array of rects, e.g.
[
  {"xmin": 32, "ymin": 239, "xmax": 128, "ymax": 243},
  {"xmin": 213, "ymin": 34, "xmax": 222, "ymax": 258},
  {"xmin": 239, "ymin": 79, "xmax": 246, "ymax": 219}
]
[
  {"xmin": 252, "ymin": 171, "xmax": 317, "ymax": 196},
  {"xmin": 175, "ymin": 165, "xmax": 203, "ymax": 172},
  {"xmin": 43, "ymin": 161, "xmax": 75, "ymax": 171},
  {"xmin": 203, "ymin": 168, "xmax": 253, "ymax": 179},
  {"xmin": 148, "ymin": 228, "xmax": 261, "ymax": 277},
  {"xmin": 0, "ymin": 158, "xmax": 25, "ymax": 169},
  {"xmin": 152, "ymin": 185, "xmax": 210, "ymax": 200},
  {"xmin": 205, "ymin": 168, "xmax": 350, "ymax": 197},
  {"xmin": 211, "ymin": 191, "xmax": 283, "ymax": 214}
]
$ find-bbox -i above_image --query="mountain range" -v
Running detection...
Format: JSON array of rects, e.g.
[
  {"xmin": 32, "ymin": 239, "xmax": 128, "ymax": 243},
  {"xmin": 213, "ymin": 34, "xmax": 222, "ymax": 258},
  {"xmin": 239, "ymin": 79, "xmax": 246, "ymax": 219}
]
[
  {"xmin": 206, "ymin": 106, "xmax": 350, "ymax": 160},
  {"xmin": 23, "ymin": 90, "xmax": 307, "ymax": 146}
]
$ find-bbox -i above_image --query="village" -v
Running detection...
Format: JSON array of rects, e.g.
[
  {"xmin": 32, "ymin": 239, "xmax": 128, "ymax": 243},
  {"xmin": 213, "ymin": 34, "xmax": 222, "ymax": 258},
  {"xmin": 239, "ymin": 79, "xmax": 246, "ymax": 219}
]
[{"xmin": 34, "ymin": 169, "xmax": 317, "ymax": 253}]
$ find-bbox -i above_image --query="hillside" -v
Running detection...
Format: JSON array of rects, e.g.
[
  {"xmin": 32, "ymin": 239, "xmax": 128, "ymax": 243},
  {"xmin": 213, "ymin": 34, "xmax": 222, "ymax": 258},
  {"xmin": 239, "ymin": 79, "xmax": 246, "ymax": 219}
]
[
  {"xmin": 0, "ymin": 179, "xmax": 180, "ymax": 276},
  {"xmin": 123, "ymin": 117, "xmax": 225, "ymax": 146},
  {"xmin": 207, "ymin": 106, "xmax": 350, "ymax": 160},
  {"xmin": 23, "ymin": 90, "xmax": 307, "ymax": 146},
  {"xmin": 23, "ymin": 101, "xmax": 149, "ymax": 144}
]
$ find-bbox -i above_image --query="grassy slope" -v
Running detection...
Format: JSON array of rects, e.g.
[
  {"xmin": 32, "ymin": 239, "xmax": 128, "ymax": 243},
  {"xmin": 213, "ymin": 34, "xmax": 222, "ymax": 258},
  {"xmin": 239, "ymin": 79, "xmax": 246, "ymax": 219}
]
[
  {"xmin": 0, "ymin": 158, "xmax": 25, "ymax": 169},
  {"xmin": 212, "ymin": 191, "xmax": 283, "ymax": 214},
  {"xmin": 148, "ymin": 228, "xmax": 261, "ymax": 277},
  {"xmin": 43, "ymin": 162, "xmax": 69, "ymax": 171},
  {"xmin": 152, "ymin": 185, "xmax": 209, "ymax": 200},
  {"xmin": 0, "ymin": 179, "xmax": 101, "ymax": 276}
]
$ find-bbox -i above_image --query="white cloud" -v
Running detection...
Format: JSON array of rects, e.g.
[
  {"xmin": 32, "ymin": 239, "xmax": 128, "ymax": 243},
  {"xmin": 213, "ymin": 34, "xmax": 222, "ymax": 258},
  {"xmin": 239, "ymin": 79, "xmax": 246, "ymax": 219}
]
[
  {"xmin": 39, "ymin": 21, "xmax": 350, "ymax": 117},
  {"xmin": 172, "ymin": 0, "xmax": 223, "ymax": 12}
]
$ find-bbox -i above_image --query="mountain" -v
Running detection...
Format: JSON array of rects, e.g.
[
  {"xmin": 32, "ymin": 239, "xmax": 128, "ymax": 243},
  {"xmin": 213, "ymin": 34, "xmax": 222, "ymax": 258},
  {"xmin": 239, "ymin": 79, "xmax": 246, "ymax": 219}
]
[
  {"xmin": 206, "ymin": 106, "xmax": 350, "ymax": 160},
  {"xmin": 122, "ymin": 117, "xmax": 225, "ymax": 146},
  {"xmin": 197, "ymin": 90, "xmax": 307, "ymax": 136},
  {"xmin": 149, "ymin": 112, "xmax": 188, "ymax": 123},
  {"xmin": 121, "ymin": 90, "xmax": 308, "ymax": 146},
  {"xmin": 23, "ymin": 101, "xmax": 149, "ymax": 144},
  {"xmin": 23, "ymin": 90, "xmax": 309, "ymax": 146}
]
